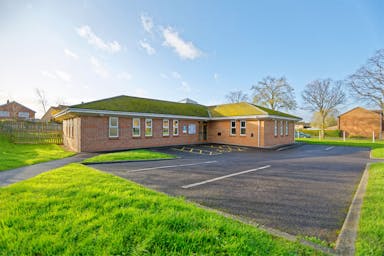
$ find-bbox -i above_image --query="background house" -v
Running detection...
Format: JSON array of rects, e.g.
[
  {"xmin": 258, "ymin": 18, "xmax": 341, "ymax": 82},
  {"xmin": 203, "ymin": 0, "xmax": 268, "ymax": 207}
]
[
  {"xmin": 0, "ymin": 100, "xmax": 35, "ymax": 120},
  {"xmin": 54, "ymin": 95, "xmax": 301, "ymax": 152},
  {"xmin": 41, "ymin": 105, "xmax": 67, "ymax": 122},
  {"xmin": 338, "ymin": 107, "xmax": 383, "ymax": 139}
]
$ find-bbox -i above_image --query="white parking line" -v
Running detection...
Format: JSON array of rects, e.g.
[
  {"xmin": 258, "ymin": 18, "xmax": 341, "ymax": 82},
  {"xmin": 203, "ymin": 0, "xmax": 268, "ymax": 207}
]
[
  {"xmin": 181, "ymin": 165, "xmax": 271, "ymax": 189},
  {"xmin": 325, "ymin": 146, "xmax": 335, "ymax": 151},
  {"xmin": 127, "ymin": 161, "xmax": 218, "ymax": 173}
]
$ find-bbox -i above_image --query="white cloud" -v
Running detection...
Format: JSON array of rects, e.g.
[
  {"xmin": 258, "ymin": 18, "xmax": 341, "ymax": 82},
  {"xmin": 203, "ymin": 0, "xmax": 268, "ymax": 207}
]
[
  {"xmin": 41, "ymin": 70, "xmax": 57, "ymax": 79},
  {"xmin": 171, "ymin": 71, "xmax": 181, "ymax": 80},
  {"xmin": 90, "ymin": 57, "xmax": 109, "ymax": 78},
  {"xmin": 180, "ymin": 81, "xmax": 191, "ymax": 93},
  {"xmin": 117, "ymin": 72, "xmax": 132, "ymax": 81},
  {"xmin": 214, "ymin": 73, "xmax": 219, "ymax": 81},
  {"xmin": 76, "ymin": 25, "xmax": 121, "ymax": 53},
  {"xmin": 162, "ymin": 27, "xmax": 202, "ymax": 60},
  {"xmin": 160, "ymin": 73, "xmax": 168, "ymax": 79},
  {"xmin": 55, "ymin": 70, "xmax": 72, "ymax": 82},
  {"xmin": 139, "ymin": 40, "xmax": 156, "ymax": 55},
  {"xmin": 140, "ymin": 14, "xmax": 153, "ymax": 34},
  {"xmin": 64, "ymin": 48, "xmax": 78, "ymax": 59}
]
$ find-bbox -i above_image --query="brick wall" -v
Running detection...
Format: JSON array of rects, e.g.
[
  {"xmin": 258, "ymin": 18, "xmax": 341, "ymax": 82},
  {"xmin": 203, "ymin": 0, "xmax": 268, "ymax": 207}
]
[
  {"xmin": 339, "ymin": 108, "xmax": 382, "ymax": 138},
  {"xmin": 263, "ymin": 120, "xmax": 295, "ymax": 147},
  {"xmin": 207, "ymin": 119, "xmax": 294, "ymax": 147},
  {"xmin": 65, "ymin": 116, "xmax": 202, "ymax": 152}
]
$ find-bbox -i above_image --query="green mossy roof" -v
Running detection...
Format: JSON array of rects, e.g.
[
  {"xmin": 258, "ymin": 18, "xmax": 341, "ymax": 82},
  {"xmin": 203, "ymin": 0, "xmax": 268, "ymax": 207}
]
[
  {"xmin": 252, "ymin": 104, "xmax": 301, "ymax": 119},
  {"xmin": 71, "ymin": 95, "xmax": 210, "ymax": 117},
  {"xmin": 71, "ymin": 96, "xmax": 300, "ymax": 119},
  {"xmin": 208, "ymin": 102, "xmax": 265, "ymax": 117},
  {"xmin": 208, "ymin": 102, "xmax": 300, "ymax": 119}
]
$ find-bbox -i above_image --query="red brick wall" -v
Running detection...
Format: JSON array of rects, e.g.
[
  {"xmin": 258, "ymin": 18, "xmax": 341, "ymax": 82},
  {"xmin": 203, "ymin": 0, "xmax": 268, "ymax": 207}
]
[
  {"xmin": 339, "ymin": 108, "xmax": 382, "ymax": 138},
  {"xmin": 68, "ymin": 116, "xmax": 202, "ymax": 152},
  {"xmin": 208, "ymin": 120, "xmax": 262, "ymax": 147},
  {"xmin": 263, "ymin": 120, "xmax": 295, "ymax": 147},
  {"xmin": 0, "ymin": 102, "xmax": 35, "ymax": 120},
  {"xmin": 207, "ymin": 119, "xmax": 294, "ymax": 147}
]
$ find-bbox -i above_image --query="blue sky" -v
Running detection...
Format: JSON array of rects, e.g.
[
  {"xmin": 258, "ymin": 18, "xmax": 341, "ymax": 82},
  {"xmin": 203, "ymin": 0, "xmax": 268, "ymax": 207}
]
[{"xmin": 0, "ymin": 0, "xmax": 383, "ymax": 120}]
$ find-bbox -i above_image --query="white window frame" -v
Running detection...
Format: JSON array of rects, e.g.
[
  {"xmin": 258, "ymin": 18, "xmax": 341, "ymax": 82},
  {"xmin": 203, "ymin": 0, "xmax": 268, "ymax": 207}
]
[
  {"xmin": 274, "ymin": 120, "xmax": 278, "ymax": 137},
  {"xmin": 0, "ymin": 111, "xmax": 9, "ymax": 117},
  {"xmin": 173, "ymin": 120, "xmax": 179, "ymax": 136},
  {"xmin": 132, "ymin": 118, "xmax": 141, "ymax": 137},
  {"xmin": 280, "ymin": 120, "xmax": 284, "ymax": 136},
  {"xmin": 286, "ymin": 121, "xmax": 289, "ymax": 136},
  {"xmin": 109, "ymin": 117, "xmax": 119, "ymax": 138},
  {"xmin": 163, "ymin": 119, "xmax": 169, "ymax": 136},
  {"xmin": 18, "ymin": 112, "xmax": 30, "ymax": 118},
  {"xmin": 240, "ymin": 120, "xmax": 246, "ymax": 136},
  {"xmin": 145, "ymin": 118, "xmax": 152, "ymax": 137},
  {"xmin": 230, "ymin": 120, "xmax": 236, "ymax": 136}
]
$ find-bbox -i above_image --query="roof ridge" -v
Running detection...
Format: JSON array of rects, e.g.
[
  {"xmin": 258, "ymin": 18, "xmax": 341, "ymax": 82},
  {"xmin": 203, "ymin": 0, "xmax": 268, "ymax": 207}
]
[{"xmin": 248, "ymin": 103, "xmax": 268, "ymax": 115}]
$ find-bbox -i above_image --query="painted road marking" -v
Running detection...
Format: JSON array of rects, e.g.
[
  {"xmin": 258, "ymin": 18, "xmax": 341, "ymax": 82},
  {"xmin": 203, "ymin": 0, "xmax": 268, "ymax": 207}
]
[
  {"xmin": 182, "ymin": 165, "xmax": 271, "ymax": 189},
  {"xmin": 127, "ymin": 161, "xmax": 218, "ymax": 173},
  {"xmin": 325, "ymin": 146, "xmax": 335, "ymax": 151}
]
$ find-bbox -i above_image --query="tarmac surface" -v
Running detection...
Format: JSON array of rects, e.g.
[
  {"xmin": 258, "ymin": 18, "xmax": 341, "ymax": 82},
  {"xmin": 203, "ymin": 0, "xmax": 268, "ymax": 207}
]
[{"xmin": 91, "ymin": 144, "xmax": 370, "ymax": 242}]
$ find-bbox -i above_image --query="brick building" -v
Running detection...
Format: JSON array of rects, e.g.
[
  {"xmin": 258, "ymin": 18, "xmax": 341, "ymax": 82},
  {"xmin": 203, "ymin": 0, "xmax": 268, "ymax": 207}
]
[
  {"xmin": 0, "ymin": 100, "xmax": 35, "ymax": 120},
  {"xmin": 338, "ymin": 107, "xmax": 383, "ymax": 139},
  {"xmin": 54, "ymin": 95, "xmax": 301, "ymax": 152}
]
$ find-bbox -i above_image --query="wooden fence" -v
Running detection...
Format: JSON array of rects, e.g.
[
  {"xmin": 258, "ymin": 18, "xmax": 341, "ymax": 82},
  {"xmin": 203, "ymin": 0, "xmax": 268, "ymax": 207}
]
[{"xmin": 0, "ymin": 120, "xmax": 63, "ymax": 144}]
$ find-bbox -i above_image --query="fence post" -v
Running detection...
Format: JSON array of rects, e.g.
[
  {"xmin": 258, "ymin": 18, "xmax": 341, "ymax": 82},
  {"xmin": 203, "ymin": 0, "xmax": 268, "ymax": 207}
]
[
  {"xmin": 373, "ymin": 130, "xmax": 375, "ymax": 143},
  {"xmin": 343, "ymin": 131, "xmax": 346, "ymax": 142}
]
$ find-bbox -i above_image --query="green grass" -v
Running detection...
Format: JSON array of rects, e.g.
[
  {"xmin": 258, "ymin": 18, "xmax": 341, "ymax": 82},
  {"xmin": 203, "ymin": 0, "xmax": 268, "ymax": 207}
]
[
  {"xmin": 0, "ymin": 135, "xmax": 74, "ymax": 172},
  {"xmin": 83, "ymin": 149, "xmax": 176, "ymax": 164},
  {"xmin": 356, "ymin": 162, "xmax": 384, "ymax": 255},
  {"xmin": 296, "ymin": 137, "xmax": 384, "ymax": 158},
  {"xmin": 0, "ymin": 164, "xmax": 323, "ymax": 255}
]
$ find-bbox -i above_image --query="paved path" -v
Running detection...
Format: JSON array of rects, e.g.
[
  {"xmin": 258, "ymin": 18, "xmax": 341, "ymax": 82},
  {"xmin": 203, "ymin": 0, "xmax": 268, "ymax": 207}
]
[{"xmin": 0, "ymin": 153, "xmax": 95, "ymax": 187}]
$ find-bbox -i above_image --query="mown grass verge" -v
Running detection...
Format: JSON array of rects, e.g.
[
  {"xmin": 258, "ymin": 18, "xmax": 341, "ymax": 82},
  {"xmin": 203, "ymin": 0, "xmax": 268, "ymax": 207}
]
[
  {"xmin": 0, "ymin": 164, "xmax": 322, "ymax": 255},
  {"xmin": 355, "ymin": 162, "xmax": 384, "ymax": 255},
  {"xmin": 296, "ymin": 138, "xmax": 384, "ymax": 158},
  {"xmin": 0, "ymin": 135, "xmax": 74, "ymax": 172},
  {"xmin": 83, "ymin": 149, "xmax": 176, "ymax": 164}
]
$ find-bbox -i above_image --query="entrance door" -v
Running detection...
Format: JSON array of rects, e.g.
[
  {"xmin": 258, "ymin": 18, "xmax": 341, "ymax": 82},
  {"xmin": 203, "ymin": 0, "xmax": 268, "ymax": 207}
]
[{"xmin": 199, "ymin": 121, "xmax": 208, "ymax": 141}]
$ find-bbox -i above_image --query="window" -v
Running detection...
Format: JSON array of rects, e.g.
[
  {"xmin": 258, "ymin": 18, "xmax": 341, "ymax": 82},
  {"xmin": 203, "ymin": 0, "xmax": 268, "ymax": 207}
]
[
  {"xmin": 230, "ymin": 120, "xmax": 236, "ymax": 135},
  {"xmin": 188, "ymin": 124, "xmax": 196, "ymax": 134},
  {"xmin": 132, "ymin": 118, "xmax": 140, "ymax": 137},
  {"xmin": 18, "ymin": 112, "xmax": 30, "ymax": 119},
  {"xmin": 240, "ymin": 120, "xmax": 246, "ymax": 135},
  {"xmin": 145, "ymin": 119, "xmax": 152, "ymax": 136},
  {"xmin": 280, "ymin": 120, "xmax": 284, "ymax": 136},
  {"xmin": 286, "ymin": 121, "xmax": 289, "ymax": 136},
  {"xmin": 163, "ymin": 119, "xmax": 169, "ymax": 136},
  {"xmin": 173, "ymin": 120, "xmax": 179, "ymax": 136},
  {"xmin": 109, "ymin": 117, "xmax": 119, "ymax": 138},
  {"xmin": 0, "ymin": 111, "xmax": 10, "ymax": 117},
  {"xmin": 274, "ymin": 120, "xmax": 278, "ymax": 136},
  {"xmin": 182, "ymin": 125, "xmax": 187, "ymax": 134}
]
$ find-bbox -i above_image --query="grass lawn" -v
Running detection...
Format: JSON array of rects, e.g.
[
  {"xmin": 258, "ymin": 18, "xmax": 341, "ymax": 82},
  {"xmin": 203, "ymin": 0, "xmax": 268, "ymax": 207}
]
[
  {"xmin": 296, "ymin": 138, "xmax": 384, "ymax": 158},
  {"xmin": 0, "ymin": 135, "xmax": 74, "ymax": 172},
  {"xmin": 356, "ymin": 162, "xmax": 384, "ymax": 255},
  {"xmin": 83, "ymin": 149, "xmax": 176, "ymax": 164},
  {"xmin": 0, "ymin": 164, "xmax": 323, "ymax": 255}
]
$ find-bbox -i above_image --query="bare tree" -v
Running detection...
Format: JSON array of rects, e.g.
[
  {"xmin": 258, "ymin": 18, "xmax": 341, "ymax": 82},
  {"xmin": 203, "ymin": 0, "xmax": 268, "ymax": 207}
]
[
  {"xmin": 35, "ymin": 88, "xmax": 48, "ymax": 113},
  {"xmin": 225, "ymin": 90, "xmax": 249, "ymax": 103},
  {"xmin": 302, "ymin": 79, "xmax": 346, "ymax": 138},
  {"xmin": 251, "ymin": 76, "xmax": 297, "ymax": 111},
  {"xmin": 310, "ymin": 110, "xmax": 338, "ymax": 129},
  {"xmin": 346, "ymin": 49, "xmax": 384, "ymax": 110}
]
